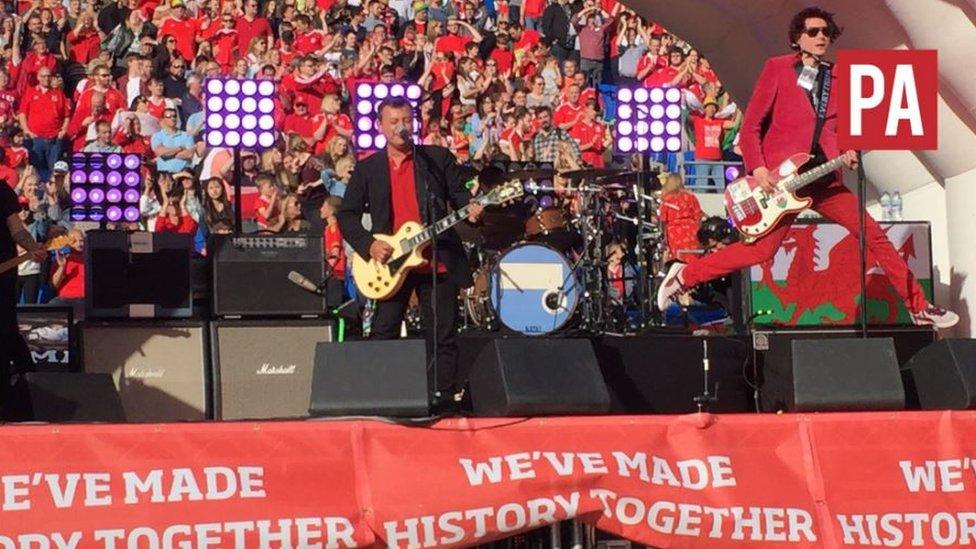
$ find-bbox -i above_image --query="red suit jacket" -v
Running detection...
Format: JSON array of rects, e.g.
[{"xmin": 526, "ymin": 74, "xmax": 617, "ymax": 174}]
[{"xmin": 740, "ymin": 53, "xmax": 840, "ymax": 181}]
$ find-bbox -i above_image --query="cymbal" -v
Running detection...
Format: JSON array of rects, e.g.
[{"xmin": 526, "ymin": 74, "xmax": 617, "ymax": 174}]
[
  {"xmin": 507, "ymin": 168, "xmax": 556, "ymax": 180},
  {"xmin": 596, "ymin": 171, "xmax": 663, "ymax": 189},
  {"xmin": 561, "ymin": 168, "xmax": 624, "ymax": 180}
]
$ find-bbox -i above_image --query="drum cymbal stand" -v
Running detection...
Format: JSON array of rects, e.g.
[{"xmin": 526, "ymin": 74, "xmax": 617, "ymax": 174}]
[
  {"xmin": 575, "ymin": 180, "xmax": 611, "ymax": 334},
  {"xmin": 632, "ymin": 155, "xmax": 664, "ymax": 328}
]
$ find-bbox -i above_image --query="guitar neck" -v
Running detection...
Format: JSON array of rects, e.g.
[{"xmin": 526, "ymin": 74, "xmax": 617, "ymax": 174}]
[
  {"xmin": 0, "ymin": 253, "xmax": 30, "ymax": 277},
  {"xmin": 782, "ymin": 156, "xmax": 849, "ymax": 194},
  {"xmin": 401, "ymin": 204, "xmax": 475, "ymax": 254}
]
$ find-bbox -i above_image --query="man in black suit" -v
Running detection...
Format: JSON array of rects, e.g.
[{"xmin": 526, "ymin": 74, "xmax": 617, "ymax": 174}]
[{"xmin": 338, "ymin": 96, "xmax": 483, "ymax": 410}]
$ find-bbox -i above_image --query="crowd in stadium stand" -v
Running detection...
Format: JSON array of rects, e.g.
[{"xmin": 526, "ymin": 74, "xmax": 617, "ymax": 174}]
[{"xmin": 1, "ymin": 0, "xmax": 744, "ymax": 305}]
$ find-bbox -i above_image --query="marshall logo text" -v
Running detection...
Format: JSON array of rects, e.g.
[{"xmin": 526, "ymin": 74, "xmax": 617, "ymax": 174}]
[{"xmin": 256, "ymin": 363, "xmax": 298, "ymax": 375}]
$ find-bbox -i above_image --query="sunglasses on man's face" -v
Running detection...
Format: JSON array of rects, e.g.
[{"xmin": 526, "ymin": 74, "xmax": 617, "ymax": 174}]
[{"xmin": 803, "ymin": 26, "xmax": 832, "ymax": 38}]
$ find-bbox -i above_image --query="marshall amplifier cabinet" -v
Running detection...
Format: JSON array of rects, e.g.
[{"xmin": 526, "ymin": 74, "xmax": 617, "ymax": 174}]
[
  {"xmin": 211, "ymin": 235, "xmax": 326, "ymax": 317},
  {"xmin": 85, "ymin": 231, "xmax": 193, "ymax": 319},
  {"xmin": 211, "ymin": 319, "xmax": 333, "ymax": 419},
  {"xmin": 80, "ymin": 321, "xmax": 210, "ymax": 421}
]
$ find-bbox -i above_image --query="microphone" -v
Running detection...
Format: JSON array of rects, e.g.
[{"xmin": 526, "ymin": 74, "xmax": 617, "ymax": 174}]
[
  {"xmin": 288, "ymin": 270, "xmax": 325, "ymax": 295},
  {"xmin": 396, "ymin": 126, "xmax": 413, "ymax": 143}
]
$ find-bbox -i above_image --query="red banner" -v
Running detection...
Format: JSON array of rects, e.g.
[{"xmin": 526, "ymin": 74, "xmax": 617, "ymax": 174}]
[{"xmin": 1, "ymin": 412, "xmax": 975, "ymax": 548}]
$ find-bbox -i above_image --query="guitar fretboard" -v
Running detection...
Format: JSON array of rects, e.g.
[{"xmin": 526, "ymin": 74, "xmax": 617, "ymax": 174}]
[
  {"xmin": 783, "ymin": 156, "xmax": 849, "ymax": 193},
  {"xmin": 401, "ymin": 205, "xmax": 473, "ymax": 253}
]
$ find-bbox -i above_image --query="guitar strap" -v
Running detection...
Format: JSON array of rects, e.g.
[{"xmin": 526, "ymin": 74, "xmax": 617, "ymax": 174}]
[{"xmin": 809, "ymin": 61, "xmax": 832, "ymax": 155}]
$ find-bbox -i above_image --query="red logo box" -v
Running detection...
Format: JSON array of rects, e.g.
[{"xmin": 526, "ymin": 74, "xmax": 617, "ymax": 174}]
[{"xmin": 836, "ymin": 50, "xmax": 938, "ymax": 150}]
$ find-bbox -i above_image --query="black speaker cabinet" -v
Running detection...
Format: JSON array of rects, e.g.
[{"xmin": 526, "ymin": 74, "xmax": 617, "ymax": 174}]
[
  {"xmin": 469, "ymin": 338, "xmax": 610, "ymax": 416},
  {"xmin": 309, "ymin": 339, "xmax": 429, "ymax": 417},
  {"xmin": 85, "ymin": 231, "xmax": 193, "ymax": 319},
  {"xmin": 3, "ymin": 372, "xmax": 125, "ymax": 423},
  {"xmin": 211, "ymin": 319, "xmax": 333, "ymax": 419},
  {"xmin": 211, "ymin": 235, "xmax": 325, "ymax": 317},
  {"xmin": 761, "ymin": 337, "xmax": 904, "ymax": 412},
  {"xmin": 903, "ymin": 339, "xmax": 976, "ymax": 410},
  {"xmin": 81, "ymin": 321, "xmax": 210, "ymax": 421}
]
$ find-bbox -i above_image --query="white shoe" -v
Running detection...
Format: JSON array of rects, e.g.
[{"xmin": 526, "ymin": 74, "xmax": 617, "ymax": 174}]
[
  {"xmin": 911, "ymin": 306, "xmax": 960, "ymax": 329},
  {"xmin": 656, "ymin": 262, "xmax": 686, "ymax": 311}
]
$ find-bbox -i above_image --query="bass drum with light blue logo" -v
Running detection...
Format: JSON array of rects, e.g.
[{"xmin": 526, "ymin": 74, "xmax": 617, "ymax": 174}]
[{"xmin": 489, "ymin": 243, "xmax": 579, "ymax": 335}]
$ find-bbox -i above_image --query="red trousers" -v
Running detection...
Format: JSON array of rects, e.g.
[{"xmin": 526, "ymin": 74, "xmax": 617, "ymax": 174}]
[{"xmin": 682, "ymin": 182, "xmax": 930, "ymax": 313}]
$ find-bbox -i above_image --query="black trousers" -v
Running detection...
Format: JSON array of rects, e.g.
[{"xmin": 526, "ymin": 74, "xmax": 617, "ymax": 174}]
[
  {"xmin": 0, "ymin": 272, "xmax": 34, "ymax": 411},
  {"xmin": 370, "ymin": 272, "xmax": 459, "ymax": 395}
]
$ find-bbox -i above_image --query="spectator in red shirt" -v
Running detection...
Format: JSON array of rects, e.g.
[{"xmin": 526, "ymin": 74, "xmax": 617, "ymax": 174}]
[
  {"xmin": 489, "ymin": 35, "xmax": 515, "ymax": 75},
  {"xmin": 293, "ymin": 14, "xmax": 327, "ymax": 56},
  {"xmin": 521, "ymin": 0, "xmax": 545, "ymax": 31},
  {"xmin": 18, "ymin": 66, "xmax": 68, "ymax": 181},
  {"xmin": 155, "ymin": 192, "xmax": 199, "ymax": 234},
  {"xmin": 211, "ymin": 13, "xmax": 238, "ymax": 72},
  {"xmin": 646, "ymin": 47, "xmax": 690, "ymax": 88},
  {"xmin": 283, "ymin": 98, "xmax": 316, "ymax": 141},
  {"xmin": 13, "ymin": 34, "xmax": 57, "ymax": 95},
  {"xmin": 435, "ymin": 17, "xmax": 482, "ymax": 57},
  {"xmin": 66, "ymin": 11, "xmax": 100, "ymax": 64},
  {"xmin": 253, "ymin": 173, "xmax": 280, "ymax": 231},
  {"xmin": 319, "ymin": 195, "xmax": 346, "ymax": 306},
  {"xmin": 77, "ymin": 64, "xmax": 127, "ymax": 114},
  {"xmin": 51, "ymin": 229, "xmax": 86, "ymax": 305},
  {"xmin": 113, "ymin": 115, "xmax": 152, "ymax": 156},
  {"xmin": 66, "ymin": 90, "xmax": 113, "ymax": 152},
  {"xmin": 235, "ymin": 0, "xmax": 272, "ymax": 55},
  {"xmin": 158, "ymin": 0, "xmax": 199, "ymax": 63},
  {"xmin": 570, "ymin": 98, "xmax": 609, "ymax": 168},
  {"xmin": 311, "ymin": 93, "xmax": 353, "ymax": 156},
  {"xmin": 553, "ymin": 84, "xmax": 583, "ymax": 131},
  {"xmin": 691, "ymin": 101, "xmax": 737, "ymax": 190}
]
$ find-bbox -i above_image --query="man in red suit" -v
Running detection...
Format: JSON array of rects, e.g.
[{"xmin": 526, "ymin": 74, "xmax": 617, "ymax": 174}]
[{"xmin": 657, "ymin": 6, "xmax": 958, "ymax": 328}]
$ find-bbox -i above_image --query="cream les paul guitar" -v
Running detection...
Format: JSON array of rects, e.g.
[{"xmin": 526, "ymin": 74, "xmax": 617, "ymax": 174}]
[
  {"xmin": 724, "ymin": 152, "xmax": 849, "ymax": 242},
  {"xmin": 352, "ymin": 180, "xmax": 524, "ymax": 301}
]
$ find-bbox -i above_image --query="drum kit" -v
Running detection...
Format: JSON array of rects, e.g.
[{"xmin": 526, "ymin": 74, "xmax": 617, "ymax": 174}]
[{"xmin": 458, "ymin": 165, "xmax": 667, "ymax": 336}]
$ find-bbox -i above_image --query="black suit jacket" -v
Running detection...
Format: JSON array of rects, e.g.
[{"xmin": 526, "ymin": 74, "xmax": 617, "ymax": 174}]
[{"xmin": 338, "ymin": 145, "xmax": 474, "ymax": 288}]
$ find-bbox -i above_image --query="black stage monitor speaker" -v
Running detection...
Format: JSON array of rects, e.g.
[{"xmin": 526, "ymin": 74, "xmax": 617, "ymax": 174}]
[
  {"xmin": 81, "ymin": 321, "xmax": 210, "ymax": 421},
  {"xmin": 3, "ymin": 373, "xmax": 125, "ymax": 422},
  {"xmin": 903, "ymin": 339, "xmax": 976, "ymax": 410},
  {"xmin": 309, "ymin": 339, "xmax": 429, "ymax": 417},
  {"xmin": 85, "ymin": 231, "xmax": 193, "ymax": 318},
  {"xmin": 761, "ymin": 337, "xmax": 904, "ymax": 412},
  {"xmin": 211, "ymin": 235, "xmax": 325, "ymax": 317},
  {"xmin": 469, "ymin": 338, "xmax": 610, "ymax": 416},
  {"xmin": 211, "ymin": 319, "xmax": 333, "ymax": 419}
]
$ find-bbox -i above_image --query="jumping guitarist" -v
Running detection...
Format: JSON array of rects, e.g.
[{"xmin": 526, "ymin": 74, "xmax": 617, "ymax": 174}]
[
  {"xmin": 657, "ymin": 6, "xmax": 958, "ymax": 329},
  {"xmin": 337, "ymin": 96, "xmax": 484, "ymax": 411}
]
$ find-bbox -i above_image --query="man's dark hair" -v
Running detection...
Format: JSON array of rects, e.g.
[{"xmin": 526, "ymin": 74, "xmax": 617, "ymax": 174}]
[
  {"xmin": 534, "ymin": 105, "xmax": 552, "ymax": 116},
  {"xmin": 513, "ymin": 106, "xmax": 530, "ymax": 121},
  {"xmin": 788, "ymin": 7, "xmax": 843, "ymax": 47},
  {"xmin": 377, "ymin": 96, "xmax": 413, "ymax": 119},
  {"xmin": 697, "ymin": 216, "xmax": 738, "ymax": 247}
]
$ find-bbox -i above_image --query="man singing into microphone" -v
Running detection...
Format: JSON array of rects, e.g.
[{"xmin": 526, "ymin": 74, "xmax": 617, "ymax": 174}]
[
  {"xmin": 656, "ymin": 6, "xmax": 958, "ymax": 329},
  {"xmin": 338, "ymin": 96, "xmax": 484, "ymax": 412}
]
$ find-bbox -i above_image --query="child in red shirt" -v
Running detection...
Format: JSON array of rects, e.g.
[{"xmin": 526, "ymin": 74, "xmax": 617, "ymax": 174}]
[{"xmin": 254, "ymin": 174, "xmax": 280, "ymax": 231}]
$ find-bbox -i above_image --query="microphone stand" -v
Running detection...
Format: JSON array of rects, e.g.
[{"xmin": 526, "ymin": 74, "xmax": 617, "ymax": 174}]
[
  {"xmin": 857, "ymin": 151, "xmax": 868, "ymax": 338},
  {"xmin": 404, "ymin": 131, "xmax": 444, "ymax": 411}
]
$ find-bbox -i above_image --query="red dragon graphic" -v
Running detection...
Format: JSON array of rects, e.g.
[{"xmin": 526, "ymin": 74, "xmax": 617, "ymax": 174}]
[{"xmin": 760, "ymin": 225, "xmax": 916, "ymax": 325}]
